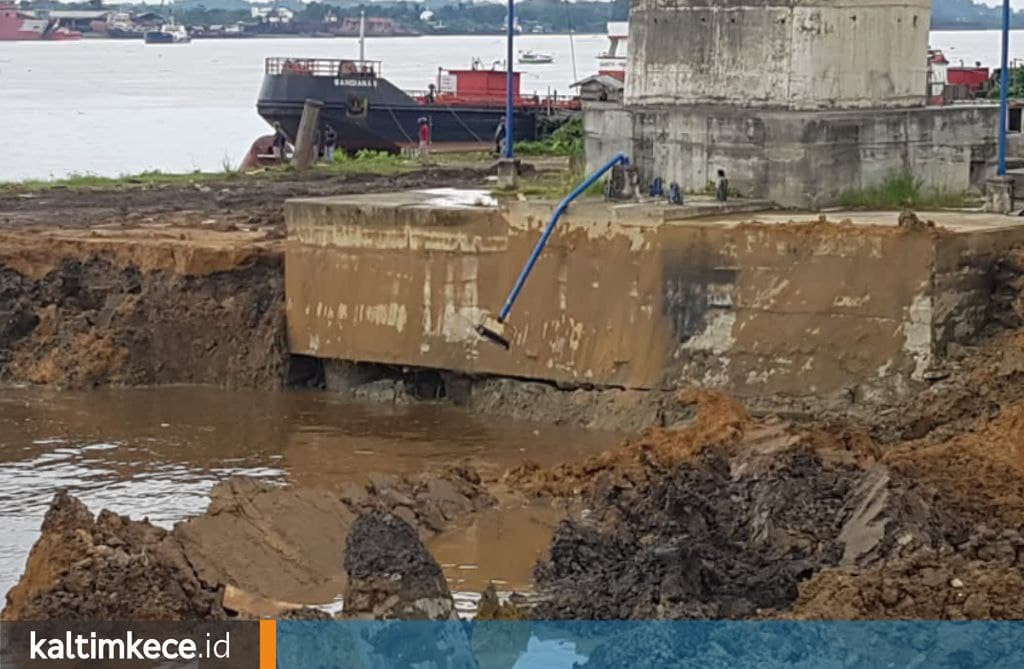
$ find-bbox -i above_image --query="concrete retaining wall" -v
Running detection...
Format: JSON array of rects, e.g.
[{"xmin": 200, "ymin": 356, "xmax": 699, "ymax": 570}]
[
  {"xmin": 285, "ymin": 193, "xmax": 1024, "ymax": 405},
  {"xmin": 584, "ymin": 104, "xmax": 999, "ymax": 208}
]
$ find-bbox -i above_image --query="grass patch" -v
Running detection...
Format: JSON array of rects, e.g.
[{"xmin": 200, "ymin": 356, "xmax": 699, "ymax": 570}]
[
  {"xmin": 515, "ymin": 117, "xmax": 583, "ymax": 157},
  {"xmin": 839, "ymin": 171, "xmax": 975, "ymax": 209},
  {"xmin": 3, "ymin": 169, "xmax": 242, "ymax": 192},
  {"xmin": 0, "ymin": 149, "xmax": 432, "ymax": 192},
  {"xmin": 326, "ymin": 149, "xmax": 419, "ymax": 175}
]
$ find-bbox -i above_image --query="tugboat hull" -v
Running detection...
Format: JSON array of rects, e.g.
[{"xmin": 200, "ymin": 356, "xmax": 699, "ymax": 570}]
[
  {"xmin": 256, "ymin": 61, "xmax": 547, "ymax": 153},
  {"xmin": 258, "ymin": 100, "xmax": 536, "ymax": 153}
]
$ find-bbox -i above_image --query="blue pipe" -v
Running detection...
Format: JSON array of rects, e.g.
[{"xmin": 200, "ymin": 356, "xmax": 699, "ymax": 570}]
[
  {"xmin": 999, "ymin": 0, "xmax": 1010, "ymax": 176},
  {"xmin": 497, "ymin": 152, "xmax": 629, "ymax": 322},
  {"xmin": 505, "ymin": 0, "xmax": 515, "ymax": 159}
]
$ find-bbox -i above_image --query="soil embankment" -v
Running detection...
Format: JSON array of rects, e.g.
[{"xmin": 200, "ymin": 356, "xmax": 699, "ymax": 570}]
[{"xmin": 0, "ymin": 167, "xmax": 482, "ymax": 389}]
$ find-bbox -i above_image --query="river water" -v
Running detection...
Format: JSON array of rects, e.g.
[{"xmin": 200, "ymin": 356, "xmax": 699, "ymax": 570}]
[
  {"xmin": 0, "ymin": 30, "xmax": 1021, "ymax": 182},
  {"xmin": 0, "ymin": 385, "xmax": 620, "ymax": 606}
]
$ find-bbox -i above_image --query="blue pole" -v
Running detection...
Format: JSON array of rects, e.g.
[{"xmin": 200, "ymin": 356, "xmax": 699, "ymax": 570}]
[
  {"xmin": 999, "ymin": 0, "xmax": 1010, "ymax": 176},
  {"xmin": 505, "ymin": 0, "xmax": 515, "ymax": 159},
  {"xmin": 497, "ymin": 153, "xmax": 629, "ymax": 322}
]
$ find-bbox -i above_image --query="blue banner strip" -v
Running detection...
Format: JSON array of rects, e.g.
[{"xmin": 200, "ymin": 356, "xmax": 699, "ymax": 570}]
[{"xmin": 276, "ymin": 620, "xmax": 1024, "ymax": 668}]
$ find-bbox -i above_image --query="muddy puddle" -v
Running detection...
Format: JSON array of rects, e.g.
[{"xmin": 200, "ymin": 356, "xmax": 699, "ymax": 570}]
[{"xmin": 0, "ymin": 385, "xmax": 621, "ymax": 605}]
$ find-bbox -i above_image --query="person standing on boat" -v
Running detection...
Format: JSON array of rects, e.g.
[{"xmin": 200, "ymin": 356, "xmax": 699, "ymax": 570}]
[
  {"xmin": 323, "ymin": 125, "xmax": 337, "ymax": 163},
  {"xmin": 494, "ymin": 118, "xmax": 506, "ymax": 157},
  {"xmin": 418, "ymin": 117, "xmax": 432, "ymax": 159},
  {"xmin": 272, "ymin": 122, "xmax": 288, "ymax": 161}
]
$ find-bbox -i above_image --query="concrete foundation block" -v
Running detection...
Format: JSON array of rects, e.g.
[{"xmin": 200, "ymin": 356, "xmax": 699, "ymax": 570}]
[
  {"xmin": 285, "ymin": 192, "xmax": 1024, "ymax": 407},
  {"xmin": 985, "ymin": 176, "xmax": 1015, "ymax": 214},
  {"xmin": 584, "ymin": 104, "xmax": 999, "ymax": 209},
  {"xmin": 495, "ymin": 159, "xmax": 519, "ymax": 190}
]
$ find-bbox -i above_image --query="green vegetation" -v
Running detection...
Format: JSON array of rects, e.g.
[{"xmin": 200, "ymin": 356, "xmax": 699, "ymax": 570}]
[
  {"xmin": 989, "ymin": 65, "xmax": 1024, "ymax": 99},
  {"xmin": 516, "ymin": 118, "xmax": 584, "ymax": 158},
  {"xmin": 328, "ymin": 148, "xmax": 419, "ymax": 175},
  {"xmin": 838, "ymin": 171, "xmax": 975, "ymax": 209},
  {"xmin": 0, "ymin": 150, "xmax": 434, "ymax": 192}
]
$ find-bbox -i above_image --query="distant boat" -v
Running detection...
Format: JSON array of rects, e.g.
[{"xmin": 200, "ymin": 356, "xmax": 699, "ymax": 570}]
[
  {"xmin": 0, "ymin": 2, "xmax": 80, "ymax": 41},
  {"xmin": 518, "ymin": 50, "xmax": 553, "ymax": 65},
  {"xmin": 144, "ymin": 23, "xmax": 190, "ymax": 44},
  {"xmin": 598, "ymin": 21, "xmax": 628, "ymax": 80}
]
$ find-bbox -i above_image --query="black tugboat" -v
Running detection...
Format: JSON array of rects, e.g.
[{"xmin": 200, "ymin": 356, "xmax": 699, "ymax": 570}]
[{"xmin": 255, "ymin": 57, "xmax": 579, "ymax": 153}]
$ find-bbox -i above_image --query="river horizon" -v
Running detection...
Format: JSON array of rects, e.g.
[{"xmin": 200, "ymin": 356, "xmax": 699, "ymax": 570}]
[{"xmin": 0, "ymin": 30, "xmax": 1021, "ymax": 182}]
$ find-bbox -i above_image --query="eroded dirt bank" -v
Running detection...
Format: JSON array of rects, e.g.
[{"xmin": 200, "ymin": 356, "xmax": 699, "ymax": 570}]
[{"xmin": 0, "ymin": 167, "xmax": 482, "ymax": 390}]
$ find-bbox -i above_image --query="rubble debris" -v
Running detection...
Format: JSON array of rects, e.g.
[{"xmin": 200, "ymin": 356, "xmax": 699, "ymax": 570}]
[
  {"xmin": 343, "ymin": 512, "xmax": 456, "ymax": 620},
  {"xmin": 534, "ymin": 443, "xmax": 945, "ymax": 619},
  {"xmin": 897, "ymin": 209, "xmax": 936, "ymax": 231}
]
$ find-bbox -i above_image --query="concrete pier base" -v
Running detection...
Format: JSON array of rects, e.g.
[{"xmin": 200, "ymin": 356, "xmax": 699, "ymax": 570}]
[
  {"xmin": 495, "ymin": 159, "xmax": 519, "ymax": 190},
  {"xmin": 584, "ymin": 104, "xmax": 999, "ymax": 209},
  {"xmin": 285, "ymin": 191, "xmax": 1024, "ymax": 407},
  {"xmin": 985, "ymin": 175, "xmax": 1015, "ymax": 214}
]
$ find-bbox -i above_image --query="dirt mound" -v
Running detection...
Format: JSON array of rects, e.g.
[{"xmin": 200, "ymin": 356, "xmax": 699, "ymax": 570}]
[
  {"xmin": 505, "ymin": 390, "xmax": 751, "ymax": 497},
  {"xmin": 1, "ymin": 257, "xmax": 285, "ymax": 389},
  {"xmin": 883, "ymin": 402, "xmax": 1024, "ymax": 528},
  {"xmin": 533, "ymin": 440, "xmax": 953, "ymax": 619},
  {"xmin": 790, "ymin": 554, "xmax": 1024, "ymax": 619},
  {"xmin": 344, "ymin": 512, "xmax": 455, "ymax": 620},
  {"xmin": 3, "ymin": 492, "xmax": 224, "ymax": 621}
]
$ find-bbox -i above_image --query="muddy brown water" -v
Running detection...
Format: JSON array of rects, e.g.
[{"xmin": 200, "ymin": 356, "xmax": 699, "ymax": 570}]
[{"xmin": 0, "ymin": 385, "xmax": 621, "ymax": 610}]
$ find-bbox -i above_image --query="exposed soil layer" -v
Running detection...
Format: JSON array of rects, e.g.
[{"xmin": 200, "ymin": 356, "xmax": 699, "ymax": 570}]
[
  {"xmin": 789, "ymin": 554, "xmax": 1024, "ymax": 619},
  {"xmin": 0, "ymin": 257, "xmax": 285, "ymax": 388},
  {"xmin": 2, "ymin": 493, "xmax": 225, "ymax": 621},
  {"xmin": 176, "ymin": 466, "xmax": 494, "ymax": 605},
  {"xmin": 529, "ymin": 393, "xmax": 1024, "ymax": 620},
  {"xmin": 0, "ymin": 168, "xmax": 481, "ymax": 391}
]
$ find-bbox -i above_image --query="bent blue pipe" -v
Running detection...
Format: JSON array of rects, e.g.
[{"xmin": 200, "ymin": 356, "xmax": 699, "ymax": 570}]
[
  {"xmin": 496, "ymin": 152, "xmax": 630, "ymax": 323},
  {"xmin": 998, "ymin": 0, "xmax": 1010, "ymax": 176}
]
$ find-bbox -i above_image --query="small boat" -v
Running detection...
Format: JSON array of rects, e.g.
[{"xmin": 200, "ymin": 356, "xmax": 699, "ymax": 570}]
[
  {"xmin": 144, "ymin": 23, "xmax": 190, "ymax": 44},
  {"xmin": 518, "ymin": 50, "xmax": 553, "ymax": 65}
]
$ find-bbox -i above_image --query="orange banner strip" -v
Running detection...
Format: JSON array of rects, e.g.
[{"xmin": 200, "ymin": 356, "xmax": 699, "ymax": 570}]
[{"xmin": 259, "ymin": 619, "xmax": 276, "ymax": 669}]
